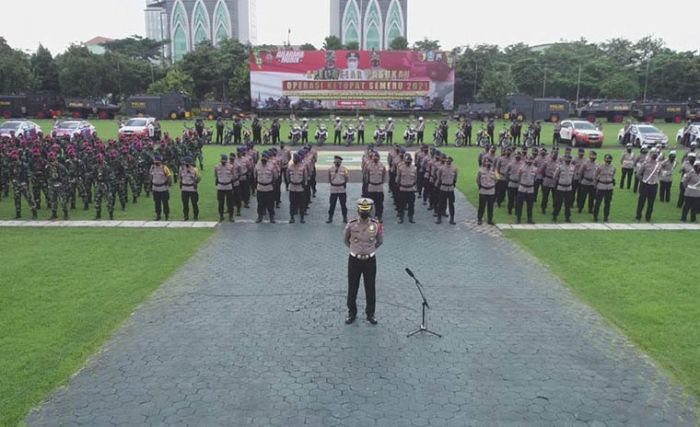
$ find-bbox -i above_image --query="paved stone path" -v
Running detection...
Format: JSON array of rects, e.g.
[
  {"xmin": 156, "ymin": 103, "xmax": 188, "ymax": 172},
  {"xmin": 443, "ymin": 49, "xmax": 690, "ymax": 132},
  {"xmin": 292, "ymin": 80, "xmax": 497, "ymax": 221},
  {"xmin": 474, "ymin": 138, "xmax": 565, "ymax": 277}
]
[
  {"xmin": 499, "ymin": 223, "xmax": 700, "ymax": 231},
  {"xmin": 27, "ymin": 184, "xmax": 697, "ymax": 426}
]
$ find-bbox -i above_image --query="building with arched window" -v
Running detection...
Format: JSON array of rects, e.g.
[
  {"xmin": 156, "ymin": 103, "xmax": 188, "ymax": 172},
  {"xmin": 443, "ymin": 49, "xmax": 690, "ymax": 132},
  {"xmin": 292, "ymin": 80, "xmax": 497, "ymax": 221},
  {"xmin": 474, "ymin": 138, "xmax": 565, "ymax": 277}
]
[
  {"xmin": 145, "ymin": 0, "xmax": 257, "ymax": 62},
  {"xmin": 330, "ymin": 0, "xmax": 407, "ymax": 50}
]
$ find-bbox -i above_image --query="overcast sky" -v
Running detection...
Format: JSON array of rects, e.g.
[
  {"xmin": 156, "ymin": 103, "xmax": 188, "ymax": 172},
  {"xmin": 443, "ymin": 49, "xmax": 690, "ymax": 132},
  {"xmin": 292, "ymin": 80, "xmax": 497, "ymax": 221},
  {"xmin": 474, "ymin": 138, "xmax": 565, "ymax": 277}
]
[{"xmin": 3, "ymin": 0, "xmax": 699, "ymax": 54}]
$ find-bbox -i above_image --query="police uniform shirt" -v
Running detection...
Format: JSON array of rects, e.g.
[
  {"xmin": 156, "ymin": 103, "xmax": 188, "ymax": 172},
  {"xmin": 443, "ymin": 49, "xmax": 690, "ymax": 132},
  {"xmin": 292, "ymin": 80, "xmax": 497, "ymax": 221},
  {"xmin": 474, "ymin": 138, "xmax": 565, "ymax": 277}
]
[
  {"xmin": 554, "ymin": 164, "xmax": 575, "ymax": 191},
  {"xmin": 215, "ymin": 163, "xmax": 235, "ymax": 191},
  {"xmin": 286, "ymin": 164, "xmax": 306, "ymax": 192},
  {"xmin": 621, "ymin": 152, "xmax": 635, "ymax": 169},
  {"xmin": 396, "ymin": 163, "xmax": 417, "ymax": 192},
  {"xmin": 518, "ymin": 165, "xmax": 537, "ymax": 193},
  {"xmin": 580, "ymin": 161, "xmax": 598, "ymax": 185},
  {"xmin": 180, "ymin": 166, "xmax": 200, "ymax": 192},
  {"xmin": 477, "ymin": 167, "xmax": 497, "ymax": 195},
  {"xmin": 595, "ymin": 164, "xmax": 615, "ymax": 191},
  {"xmin": 150, "ymin": 164, "xmax": 172, "ymax": 192},
  {"xmin": 438, "ymin": 165, "xmax": 458, "ymax": 192},
  {"xmin": 255, "ymin": 162, "xmax": 278, "ymax": 192},
  {"xmin": 329, "ymin": 165, "xmax": 349, "ymax": 194},
  {"xmin": 542, "ymin": 158, "xmax": 559, "ymax": 188},
  {"xmin": 659, "ymin": 159, "xmax": 676, "ymax": 183},
  {"xmin": 344, "ymin": 219, "xmax": 383, "ymax": 255},
  {"xmin": 506, "ymin": 160, "xmax": 523, "ymax": 188},
  {"xmin": 638, "ymin": 160, "xmax": 661, "ymax": 185},
  {"xmin": 366, "ymin": 162, "xmax": 386, "ymax": 192}
]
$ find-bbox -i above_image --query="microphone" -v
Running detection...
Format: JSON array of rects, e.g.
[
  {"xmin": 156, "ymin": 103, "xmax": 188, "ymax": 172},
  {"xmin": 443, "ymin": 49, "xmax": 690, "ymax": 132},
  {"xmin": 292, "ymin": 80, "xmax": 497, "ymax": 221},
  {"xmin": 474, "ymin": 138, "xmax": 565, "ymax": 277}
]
[{"xmin": 405, "ymin": 268, "xmax": 415, "ymax": 279}]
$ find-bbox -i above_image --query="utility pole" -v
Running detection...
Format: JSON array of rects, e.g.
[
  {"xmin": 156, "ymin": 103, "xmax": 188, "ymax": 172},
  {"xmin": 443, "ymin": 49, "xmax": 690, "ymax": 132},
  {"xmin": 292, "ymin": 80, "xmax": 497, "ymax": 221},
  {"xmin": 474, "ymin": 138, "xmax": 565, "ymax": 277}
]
[
  {"xmin": 542, "ymin": 65, "xmax": 547, "ymax": 97},
  {"xmin": 575, "ymin": 64, "xmax": 582, "ymax": 105},
  {"xmin": 643, "ymin": 60, "xmax": 651, "ymax": 102}
]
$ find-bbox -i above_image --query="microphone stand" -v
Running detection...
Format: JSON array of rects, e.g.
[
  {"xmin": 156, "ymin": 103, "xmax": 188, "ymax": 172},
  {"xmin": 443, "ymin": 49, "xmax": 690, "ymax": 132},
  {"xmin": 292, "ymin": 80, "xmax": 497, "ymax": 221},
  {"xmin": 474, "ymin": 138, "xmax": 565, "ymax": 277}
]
[{"xmin": 406, "ymin": 270, "xmax": 442, "ymax": 338}]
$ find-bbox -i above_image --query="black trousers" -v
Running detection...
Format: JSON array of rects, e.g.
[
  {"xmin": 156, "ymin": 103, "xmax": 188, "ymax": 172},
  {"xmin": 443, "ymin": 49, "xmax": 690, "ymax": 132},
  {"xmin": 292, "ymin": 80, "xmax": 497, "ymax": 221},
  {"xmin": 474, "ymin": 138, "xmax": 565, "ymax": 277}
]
[
  {"xmin": 552, "ymin": 189, "xmax": 573, "ymax": 221},
  {"xmin": 153, "ymin": 191, "xmax": 170, "ymax": 218},
  {"xmin": 477, "ymin": 193, "xmax": 494, "ymax": 222},
  {"xmin": 367, "ymin": 191, "xmax": 384, "ymax": 219},
  {"xmin": 507, "ymin": 187, "xmax": 518, "ymax": 214},
  {"xmin": 386, "ymin": 131, "xmax": 393, "ymax": 144},
  {"xmin": 181, "ymin": 191, "xmax": 199, "ymax": 219},
  {"xmin": 334, "ymin": 130, "xmax": 341, "ymax": 144},
  {"xmin": 515, "ymin": 192, "xmax": 534, "ymax": 222},
  {"xmin": 659, "ymin": 181, "xmax": 672, "ymax": 202},
  {"xmin": 534, "ymin": 179, "xmax": 542, "ymax": 202},
  {"xmin": 621, "ymin": 168, "xmax": 633, "ymax": 189},
  {"xmin": 438, "ymin": 190, "xmax": 455, "ymax": 219},
  {"xmin": 577, "ymin": 184, "xmax": 595, "ymax": 213},
  {"xmin": 239, "ymin": 180, "xmax": 250, "ymax": 206},
  {"xmin": 541, "ymin": 185, "xmax": 554, "ymax": 212},
  {"xmin": 289, "ymin": 190, "xmax": 305, "ymax": 218},
  {"xmin": 636, "ymin": 183, "xmax": 658, "ymax": 221},
  {"xmin": 347, "ymin": 255, "xmax": 376, "ymax": 317},
  {"xmin": 398, "ymin": 190, "xmax": 415, "ymax": 220},
  {"xmin": 677, "ymin": 183, "xmax": 686, "ymax": 208},
  {"xmin": 465, "ymin": 128, "xmax": 472, "ymax": 145},
  {"xmin": 328, "ymin": 192, "xmax": 347, "ymax": 218},
  {"xmin": 257, "ymin": 190, "xmax": 275, "ymax": 219},
  {"xmin": 216, "ymin": 127, "xmax": 224, "ymax": 144},
  {"xmin": 495, "ymin": 180, "xmax": 507, "ymax": 207},
  {"xmin": 417, "ymin": 131, "xmax": 424, "ymax": 144},
  {"xmin": 217, "ymin": 189, "xmax": 233, "ymax": 217},
  {"xmin": 633, "ymin": 175, "xmax": 641, "ymax": 193},
  {"xmin": 357, "ymin": 130, "xmax": 364, "ymax": 144},
  {"xmin": 681, "ymin": 196, "xmax": 699, "ymax": 222},
  {"xmin": 233, "ymin": 130, "xmax": 241, "ymax": 145},
  {"xmin": 301, "ymin": 131, "xmax": 308, "ymax": 144},
  {"xmin": 593, "ymin": 189, "xmax": 613, "ymax": 221}
]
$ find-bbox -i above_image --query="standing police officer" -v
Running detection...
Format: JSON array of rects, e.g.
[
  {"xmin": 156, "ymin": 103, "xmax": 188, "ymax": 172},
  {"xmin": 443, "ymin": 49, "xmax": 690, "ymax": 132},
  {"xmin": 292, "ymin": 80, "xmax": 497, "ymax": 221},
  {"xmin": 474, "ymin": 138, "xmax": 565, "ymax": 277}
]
[
  {"xmin": 327, "ymin": 155, "xmax": 349, "ymax": 223},
  {"xmin": 287, "ymin": 153, "xmax": 307, "ymax": 223},
  {"xmin": 150, "ymin": 154, "xmax": 173, "ymax": 221},
  {"xmin": 593, "ymin": 154, "xmax": 615, "ymax": 222},
  {"xmin": 180, "ymin": 156, "xmax": 201, "ymax": 221},
  {"xmin": 365, "ymin": 152, "xmax": 387, "ymax": 223},
  {"xmin": 396, "ymin": 153, "xmax": 417, "ymax": 224},
  {"xmin": 215, "ymin": 154, "xmax": 235, "ymax": 222},
  {"xmin": 344, "ymin": 198, "xmax": 383, "ymax": 325}
]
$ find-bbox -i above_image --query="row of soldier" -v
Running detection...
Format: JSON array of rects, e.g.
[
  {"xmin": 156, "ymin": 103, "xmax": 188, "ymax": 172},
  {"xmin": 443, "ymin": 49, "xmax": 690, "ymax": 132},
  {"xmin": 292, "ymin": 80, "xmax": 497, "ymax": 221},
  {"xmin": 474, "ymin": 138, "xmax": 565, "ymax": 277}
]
[
  {"xmin": 0, "ymin": 133, "xmax": 205, "ymax": 220},
  {"xmin": 475, "ymin": 141, "xmax": 700, "ymax": 224}
]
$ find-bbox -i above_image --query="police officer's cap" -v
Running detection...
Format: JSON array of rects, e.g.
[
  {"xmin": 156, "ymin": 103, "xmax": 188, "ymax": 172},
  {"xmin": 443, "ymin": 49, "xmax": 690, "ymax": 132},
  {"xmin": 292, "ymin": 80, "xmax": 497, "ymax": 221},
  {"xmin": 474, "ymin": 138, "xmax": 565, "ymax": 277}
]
[
  {"xmin": 689, "ymin": 152, "xmax": 697, "ymax": 157},
  {"xmin": 578, "ymin": 148, "xmax": 586, "ymax": 153},
  {"xmin": 626, "ymin": 143, "xmax": 633, "ymax": 148},
  {"xmin": 334, "ymin": 155, "xmax": 343, "ymax": 161},
  {"xmin": 184, "ymin": 156, "xmax": 193, "ymax": 164},
  {"xmin": 155, "ymin": 154, "xmax": 163, "ymax": 161},
  {"xmin": 564, "ymin": 154, "xmax": 572, "ymax": 160},
  {"xmin": 357, "ymin": 197, "xmax": 374, "ymax": 212},
  {"xmin": 590, "ymin": 150, "xmax": 598, "ymax": 157},
  {"xmin": 669, "ymin": 150, "xmax": 677, "ymax": 157},
  {"xmin": 691, "ymin": 141, "xmax": 698, "ymax": 147},
  {"xmin": 346, "ymin": 51, "xmax": 359, "ymax": 60},
  {"xmin": 404, "ymin": 154, "xmax": 412, "ymax": 161},
  {"xmin": 604, "ymin": 154, "xmax": 613, "ymax": 160},
  {"xmin": 220, "ymin": 154, "xmax": 228, "ymax": 160}
]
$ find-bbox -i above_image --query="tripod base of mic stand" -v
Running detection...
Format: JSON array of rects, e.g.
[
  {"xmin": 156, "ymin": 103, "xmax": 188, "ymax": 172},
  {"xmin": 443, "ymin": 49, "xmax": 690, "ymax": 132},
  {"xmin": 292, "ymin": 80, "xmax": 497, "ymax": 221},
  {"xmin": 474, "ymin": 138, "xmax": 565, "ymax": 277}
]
[
  {"xmin": 407, "ymin": 325, "xmax": 442, "ymax": 338},
  {"xmin": 406, "ymin": 301, "xmax": 442, "ymax": 338}
]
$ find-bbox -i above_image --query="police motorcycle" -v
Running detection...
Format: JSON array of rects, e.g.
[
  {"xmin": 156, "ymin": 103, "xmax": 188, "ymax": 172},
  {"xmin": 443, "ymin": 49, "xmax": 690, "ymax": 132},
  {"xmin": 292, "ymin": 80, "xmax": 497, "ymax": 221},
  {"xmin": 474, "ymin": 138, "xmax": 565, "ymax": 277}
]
[
  {"xmin": 288, "ymin": 125, "xmax": 302, "ymax": 146},
  {"xmin": 523, "ymin": 126, "xmax": 536, "ymax": 148},
  {"xmin": 183, "ymin": 121, "xmax": 212, "ymax": 145},
  {"xmin": 262, "ymin": 127, "xmax": 272, "ymax": 145},
  {"xmin": 404, "ymin": 125, "xmax": 417, "ymax": 147},
  {"xmin": 315, "ymin": 124, "xmax": 328, "ymax": 146},
  {"xmin": 242, "ymin": 127, "xmax": 252, "ymax": 145},
  {"xmin": 497, "ymin": 125, "xmax": 512, "ymax": 147},
  {"xmin": 374, "ymin": 125, "xmax": 387, "ymax": 145},
  {"xmin": 344, "ymin": 125, "xmax": 356, "ymax": 147},
  {"xmin": 476, "ymin": 127, "xmax": 491, "ymax": 146},
  {"xmin": 433, "ymin": 126, "xmax": 447, "ymax": 146},
  {"xmin": 455, "ymin": 126, "xmax": 467, "ymax": 147}
]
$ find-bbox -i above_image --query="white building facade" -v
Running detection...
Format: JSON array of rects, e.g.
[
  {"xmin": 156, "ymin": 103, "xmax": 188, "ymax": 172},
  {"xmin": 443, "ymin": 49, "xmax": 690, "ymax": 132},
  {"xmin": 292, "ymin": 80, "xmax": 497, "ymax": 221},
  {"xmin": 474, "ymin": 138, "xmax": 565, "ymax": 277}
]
[{"xmin": 330, "ymin": 0, "xmax": 407, "ymax": 50}]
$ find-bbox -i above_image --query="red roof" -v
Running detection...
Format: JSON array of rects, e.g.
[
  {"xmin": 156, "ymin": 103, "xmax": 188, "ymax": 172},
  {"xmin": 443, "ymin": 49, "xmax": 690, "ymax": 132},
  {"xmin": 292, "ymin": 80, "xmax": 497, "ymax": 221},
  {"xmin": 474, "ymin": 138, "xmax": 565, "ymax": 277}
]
[{"xmin": 84, "ymin": 36, "xmax": 113, "ymax": 46}]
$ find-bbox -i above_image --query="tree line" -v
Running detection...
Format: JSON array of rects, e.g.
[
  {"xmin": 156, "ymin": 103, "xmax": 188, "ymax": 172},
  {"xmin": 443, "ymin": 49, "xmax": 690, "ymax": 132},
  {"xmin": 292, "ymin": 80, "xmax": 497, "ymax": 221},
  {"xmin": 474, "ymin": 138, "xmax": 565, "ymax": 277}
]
[{"xmin": 1, "ymin": 34, "xmax": 699, "ymax": 109}]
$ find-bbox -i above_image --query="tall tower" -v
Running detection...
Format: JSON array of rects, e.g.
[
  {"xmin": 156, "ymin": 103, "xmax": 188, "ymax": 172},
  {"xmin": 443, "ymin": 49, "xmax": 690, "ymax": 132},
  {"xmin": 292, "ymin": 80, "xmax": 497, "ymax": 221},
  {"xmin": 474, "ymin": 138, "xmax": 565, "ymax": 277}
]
[
  {"xmin": 330, "ymin": 0, "xmax": 407, "ymax": 50},
  {"xmin": 144, "ymin": 0, "xmax": 257, "ymax": 62}
]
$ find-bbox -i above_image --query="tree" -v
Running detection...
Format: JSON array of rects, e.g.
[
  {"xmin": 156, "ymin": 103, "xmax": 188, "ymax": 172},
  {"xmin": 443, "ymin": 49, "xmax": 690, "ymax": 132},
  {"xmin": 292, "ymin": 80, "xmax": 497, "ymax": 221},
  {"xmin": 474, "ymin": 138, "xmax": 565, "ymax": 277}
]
[
  {"xmin": 56, "ymin": 45, "xmax": 104, "ymax": 97},
  {"xmin": 101, "ymin": 52, "xmax": 154, "ymax": 98},
  {"xmin": 413, "ymin": 38, "xmax": 441, "ymax": 52},
  {"xmin": 344, "ymin": 41, "xmax": 359, "ymax": 51},
  {"xmin": 476, "ymin": 68, "xmax": 517, "ymax": 107},
  {"xmin": 148, "ymin": 68, "xmax": 194, "ymax": 95},
  {"xmin": 215, "ymin": 39, "xmax": 250, "ymax": 102},
  {"xmin": 299, "ymin": 43, "xmax": 316, "ymax": 51},
  {"xmin": 31, "ymin": 45, "xmax": 60, "ymax": 92},
  {"xmin": 179, "ymin": 41, "xmax": 219, "ymax": 100},
  {"xmin": 323, "ymin": 36, "xmax": 343, "ymax": 51},
  {"xmin": 389, "ymin": 36, "xmax": 409, "ymax": 50},
  {"xmin": 102, "ymin": 35, "xmax": 168, "ymax": 62},
  {"xmin": 599, "ymin": 73, "xmax": 640, "ymax": 99},
  {"xmin": 0, "ymin": 37, "xmax": 34, "ymax": 93}
]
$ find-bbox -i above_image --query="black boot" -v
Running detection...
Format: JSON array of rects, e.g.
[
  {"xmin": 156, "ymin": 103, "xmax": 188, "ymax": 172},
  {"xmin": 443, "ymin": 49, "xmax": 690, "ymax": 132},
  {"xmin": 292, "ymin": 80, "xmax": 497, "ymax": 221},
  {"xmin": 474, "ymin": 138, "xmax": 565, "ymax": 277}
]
[
  {"xmin": 95, "ymin": 210, "xmax": 101, "ymax": 220},
  {"xmin": 228, "ymin": 214, "xmax": 235, "ymax": 223},
  {"xmin": 83, "ymin": 202, "xmax": 89, "ymax": 211},
  {"xmin": 289, "ymin": 216, "xmax": 295, "ymax": 224},
  {"xmin": 398, "ymin": 217, "xmax": 404, "ymax": 224},
  {"xmin": 255, "ymin": 216, "xmax": 263, "ymax": 223},
  {"xmin": 219, "ymin": 214, "xmax": 224, "ymax": 222},
  {"xmin": 300, "ymin": 216, "xmax": 305, "ymax": 224},
  {"xmin": 326, "ymin": 215, "xmax": 332, "ymax": 224},
  {"xmin": 50, "ymin": 211, "xmax": 57, "ymax": 220},
  {"xmin": 15, "ymin": 211, "xmax": 21, "ymax": 219},
  {"xmin": 63, "ymin": 210, "xmax": 69, "ymax": 220},
  {"xmin": 436, "ymin": 216, "xmax": 442, "ymax": 224},
  {"xmin": 409, "ymin": 216, "xmax": 415, "ymax": 224},
  {"xmin": 449, "ymin": 216, "xmax": 456, "ymax": 225},
  {"xmin": 270, "ymin": 215, "xmax": 276, "ymax": 224},
  {"xmin": 343, "ymin": 215, "xmax": 348, "ymax": 223}
]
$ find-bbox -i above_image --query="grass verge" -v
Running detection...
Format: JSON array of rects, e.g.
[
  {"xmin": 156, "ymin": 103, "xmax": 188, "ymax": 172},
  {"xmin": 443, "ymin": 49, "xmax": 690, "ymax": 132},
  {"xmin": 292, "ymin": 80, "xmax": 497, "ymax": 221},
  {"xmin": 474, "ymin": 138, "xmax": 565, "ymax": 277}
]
[
  {"xmin": 506, "ymin": 230, "xmax": 700, "ymax": 400},
  {"xmin": 0, "ymin": 228, "xmax": 213, "ymax": 426}
]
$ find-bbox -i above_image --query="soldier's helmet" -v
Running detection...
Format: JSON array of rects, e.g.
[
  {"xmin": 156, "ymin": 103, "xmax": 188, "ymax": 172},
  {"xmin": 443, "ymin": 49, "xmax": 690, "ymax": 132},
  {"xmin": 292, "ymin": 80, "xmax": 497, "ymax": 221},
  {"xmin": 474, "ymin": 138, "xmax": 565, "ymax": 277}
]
[
  {"xmin": 404, "ymin": 154, "xmax": 412, "ymax": 162},
  {"xmin": 183, "ymin": 156, "xmax": 193, "ymax": 164},
  {"xmin": 357, "ymin": 197, "xmax": 374, "ymax": 213}
]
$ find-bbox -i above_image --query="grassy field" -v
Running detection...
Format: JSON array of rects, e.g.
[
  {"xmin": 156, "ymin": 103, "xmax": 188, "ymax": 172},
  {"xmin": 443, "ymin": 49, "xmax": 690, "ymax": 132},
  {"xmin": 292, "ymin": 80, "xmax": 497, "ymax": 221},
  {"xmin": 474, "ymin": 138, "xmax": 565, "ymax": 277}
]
[
  {"xmin": 0, "ymin": 228, "xmax": 213, "ymax": 426},
  {"xmin": 1, "ymin": 118, "xmax": 693, "ymax": 223},
  {"xmin": 507, "ymin": 230, "xmax": 700, "ymax": 401}
]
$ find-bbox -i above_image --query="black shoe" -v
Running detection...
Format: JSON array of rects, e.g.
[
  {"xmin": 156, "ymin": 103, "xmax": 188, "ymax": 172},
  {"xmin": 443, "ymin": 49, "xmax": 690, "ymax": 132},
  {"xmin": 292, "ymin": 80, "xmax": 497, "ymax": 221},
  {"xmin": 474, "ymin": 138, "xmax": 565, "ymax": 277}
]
[
  {"xmin": 398, "ymin": 218, "xmax": 404, "ymax": 224},
  {"xmin": 300, "ymin": 217, "xmax": 305, "ymax": 224},
  {"xmin": 165, "ymin": 215, "xmax": 169, "ymax": 221},
  {"xmin": 343, "ymin": 216, "xmax": 348, "ymax": 223},
  {"xmin": 194, "ymin": 215, "xmax": 198, "ymax": 221},
  {"xmin": 516, "ymin": 218, "xmax": 521, "ymax": 224},
  {"xmin": 409, "ymin": 217, "xmax": 415, "ymax": 223},
  {"xmin": 477, "ymin": 220, "xmax": 482, "ymax": 225},
  {"xmin": 155, "ymin": 216, "xmax": 161, "ymax": 221},
  {"xmin": 367, "ymin": 316, "xmax": 378, "ymax": 325},
  {"xmin": 63, "ymin": 211, "xmax": 69, "ymax": 220},
  {"xmin": 270, "ymin": 218, "xmax": 276, "ymax": 224},
  {"xmin": 219, "ymin": 215, "xmax": 224, "ymax": 222},
  {"xmin": 15, "ymin": 212, "xmax": 21, "ymax": 219},
  {"xmin": 527, "ymin": 220, "xmax": 535, "ymax": 224},
  {"xmin": 487, "ymin": 221, "xmax": 495, "ymax": 226},
  {"xmin": 276, "ymin": 202, "xmax": 280, "ymax": 208},
  {"xmin": 229, "ymin": 215, "xmax": 235, "ymax": 223},
  {"xmin": 255, "ymin": 216, "xmax": 263, "ymax": 223},
  {"xmin": 436, "ymin": 218, "xmax": 442, "ymax": 224},
  {"xmin": 184, "ymin": 216, "xmax": 189, "ymax": 221},
  {"xmin": 289, "ymin": 217, "xmax": 296, "ymax": 224},
  {"xmin": 449, "ymin": 219, "xmax": 456, "ymax": 225},
  {"xmin": 565, "ymin": 218, "xmax": 571, "ymax": 223},
  {"xmin": 326, "ymin": 217, "xmax": 332, "ymax": 224},
  {"xmin": 345, "ymin": 315, "xmax": 356, "ymax": 325},
  {"xmin": 109, "ymin": 213, "xmax": 114, "ymax": 220}
]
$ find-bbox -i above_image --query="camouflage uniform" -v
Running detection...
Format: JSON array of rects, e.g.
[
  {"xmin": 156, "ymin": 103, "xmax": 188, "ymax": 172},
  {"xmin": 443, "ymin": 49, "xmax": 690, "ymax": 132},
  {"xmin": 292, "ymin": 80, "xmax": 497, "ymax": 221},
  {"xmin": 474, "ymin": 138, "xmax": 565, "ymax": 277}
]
[
  {"xmin": 93, "ymin": 160, "xmax": 116, "ymax": 220},
  {"xmin": 9, "ymin": 156, "xmax": 37, "ymax": 219},
  {"xmin": 46, "ymin": 159, "xmax": 69, "ymax": 219}
]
